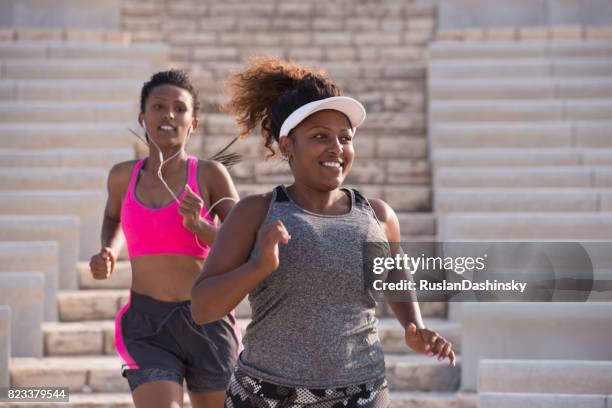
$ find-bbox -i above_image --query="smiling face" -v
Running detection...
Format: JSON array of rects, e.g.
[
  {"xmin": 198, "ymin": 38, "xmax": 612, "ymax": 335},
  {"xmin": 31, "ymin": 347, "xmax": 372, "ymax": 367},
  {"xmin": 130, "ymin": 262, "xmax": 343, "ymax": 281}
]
[
  {"xmin": 281, "ymin": 109, "xmax": 355, "ymax": 192},
  {"xmin": 139, "ymin": 84, "xmax": 198, "ymax": 149}
]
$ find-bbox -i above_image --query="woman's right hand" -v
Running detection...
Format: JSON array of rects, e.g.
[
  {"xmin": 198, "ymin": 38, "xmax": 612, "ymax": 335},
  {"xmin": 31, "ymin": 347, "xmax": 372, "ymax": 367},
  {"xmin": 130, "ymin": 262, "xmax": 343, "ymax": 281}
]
[
  {"xmin": 251, "ymin": 220, "xmax": 291, "ymax": 275},
  {"xmin": 89, "ymin": 247, "xmax": 116, "ymax": 280}
]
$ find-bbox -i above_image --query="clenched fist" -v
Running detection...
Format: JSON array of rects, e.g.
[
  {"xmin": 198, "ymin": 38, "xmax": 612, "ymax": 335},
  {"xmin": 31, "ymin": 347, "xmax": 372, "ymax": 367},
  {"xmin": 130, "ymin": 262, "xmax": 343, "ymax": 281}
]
[{"xmin": 89, "ymin": 247, "xmax": 116, "ymax": 280}]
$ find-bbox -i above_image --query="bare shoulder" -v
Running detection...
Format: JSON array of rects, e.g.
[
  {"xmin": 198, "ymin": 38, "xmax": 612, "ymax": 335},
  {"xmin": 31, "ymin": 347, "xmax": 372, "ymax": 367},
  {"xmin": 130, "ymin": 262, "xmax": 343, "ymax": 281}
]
[
  {"xmin": 198, "ymin": 159, "xmax": 230, "ymax": 178},
  {"xmin": 108, "ymin": 160, "xmax": 138, "ymax": 191},
  {"xmin": 366, "ymin": 197, "xmax": 397, "ymax": 224},
  {"xmin": 231, "ymin": 192, "xmax": 273, "ymax": 219}
]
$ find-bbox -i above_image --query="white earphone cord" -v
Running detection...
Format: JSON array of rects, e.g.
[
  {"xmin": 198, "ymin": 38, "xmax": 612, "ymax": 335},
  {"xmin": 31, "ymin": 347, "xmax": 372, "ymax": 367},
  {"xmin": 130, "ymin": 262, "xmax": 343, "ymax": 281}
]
[{"xmin": 137, "ymin": 124, "xmax": 237, "ymax": 251}]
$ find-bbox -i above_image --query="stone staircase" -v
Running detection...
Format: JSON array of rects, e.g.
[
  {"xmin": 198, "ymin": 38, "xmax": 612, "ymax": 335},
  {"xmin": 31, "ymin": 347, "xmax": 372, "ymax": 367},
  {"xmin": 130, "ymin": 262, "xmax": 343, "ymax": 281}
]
[
  {"xmin": 0, "ymin": 2, "xmax": 469, "ymax": 407},
  {"xmin": 428, "ymin": 39, "xmax": 612, "ymax": 405}
]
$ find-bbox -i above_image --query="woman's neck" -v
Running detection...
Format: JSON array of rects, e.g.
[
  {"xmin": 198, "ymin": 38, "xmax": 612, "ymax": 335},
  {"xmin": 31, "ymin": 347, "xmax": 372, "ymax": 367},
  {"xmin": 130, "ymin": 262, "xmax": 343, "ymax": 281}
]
[
  {"xmin": 145, "ymin": 147, "xmax": 189, "ymax": 175},
  {"xmin": 286, "ymin": 183, "xmax": 349, "ymax": 215}
]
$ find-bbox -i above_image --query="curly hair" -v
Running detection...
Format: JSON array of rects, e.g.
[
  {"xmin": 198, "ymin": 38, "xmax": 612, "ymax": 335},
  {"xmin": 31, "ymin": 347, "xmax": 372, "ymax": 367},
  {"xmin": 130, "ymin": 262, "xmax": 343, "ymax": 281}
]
[
  {"xmin": 223, "ymin": 58, "xmax": 343, "ymax": 156},
  {"xmin": 140, "ymin": 69, "xmax": 201, "ymax": 117}
]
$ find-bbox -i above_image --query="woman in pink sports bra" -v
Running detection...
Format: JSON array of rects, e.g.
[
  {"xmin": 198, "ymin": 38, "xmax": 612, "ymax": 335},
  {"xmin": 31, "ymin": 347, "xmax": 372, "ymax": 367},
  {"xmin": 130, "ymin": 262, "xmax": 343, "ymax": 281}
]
[{"xmin": 88, "ymin": 70, "xmax": 242, "ymax": 408}]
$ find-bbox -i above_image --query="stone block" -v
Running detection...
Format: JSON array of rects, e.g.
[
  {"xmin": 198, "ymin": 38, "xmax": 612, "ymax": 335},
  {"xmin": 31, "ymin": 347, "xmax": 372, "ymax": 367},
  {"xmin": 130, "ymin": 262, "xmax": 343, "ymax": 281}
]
[
  {"xmin": 313, "ymin": 32, "xmax": 352, "ymax": 46},
  {"xmin": 436, "ymin": 188, "xmax": 598, "ymax": 212},
  {"xmin": 0, "ymin": 28, "xmax": 14, "ymax": 42},
  {"xmin": 518, "ymin": 27, "xmax": 549, "ymax": 41},
  {"xmin": 430, "ymin": 79, "xmax": 556, "ymax": 100},
  {"xmin": 0, "ymin": 306, "xmax": 9, "ymax": 386},
  {"xmin": 478, "ymin": 359, "xmax": 612, "ymax": 394},
  {"xmin": 0, "ymin": 43, "xmax": 46, "ymax": 58},
  {"xmin": 4, "ymin": 0, "xmax": 120, "ymax": 29},
  {"xmin": 575, "ymin": 122, "xmax": 612, "ymax": 148},
  {"xmin": 479, "ymin": 393, "xmax": 606, "ymax": 408},
  {"xmin": 15, "ymin": 28, "xmax": 62, "ymax": 42},
  {"xmin": 384, "ymin": 186, "xmax": 431, "ymax": 211},
  {"xmin": 0, "ymin": 242, "xmax": 58, "ymax": 321},
  {"xmin": 432, "ymin": 148, "xmax": 580, "ymax": 167},
  {"xmin": 0, "ymin": 272, "xmax": 44, "ymax": 357},
  {"xmin": 553, "ymin": 59, "xmax": 612, "ymax": 77},
  {"xmin": 429, "ymin": 59, "xmax": 550, "ymax": 78},
  {"xmin": 586, "ymin": 26, "xmax": 612, "ymax": 40},
  {"xmin": 461, "ymin": 303, "xmax": 612, "ymax": 390},
  {"xmin": 57, "ymin": 290, "xmax": 126, "ymax": 321},
  {"xmin": 431, "ymin": 100, "xmax": 564, "ymax": 122},
  {"xmin": 565, "ymin": 100, "xmax": 612, "ymax": 120},
  {"xmin": 435, "ymin": 167, "xmax": 591, "ymax": 188},
  {"xmin": 43, "ymin": 322, "xmax": 104, "ymax": 356},
  {"xmin": 386, "ymin": 354, "xmax": 460, "ymax": 391},
  {"xmin": 0, "ymin": 215, "xmax": 79, "ymax": 290},
  {"xmin": 485, "ymin": 28, "xmax": 516, "ymax": 41},
  {"xmin": 439, "ymin": 212, "xmax": 612, "ymax": 240},
  {"xmin": 0, "ymin": 168, "xmax": 106, "ymax": 190},
  {"xmin": 3, "ymin": 59, "xmax": 150, "ymax": 80},
  {"xmin": 0, "ymin": 191, "xmax": 104, "ymax": 260}
]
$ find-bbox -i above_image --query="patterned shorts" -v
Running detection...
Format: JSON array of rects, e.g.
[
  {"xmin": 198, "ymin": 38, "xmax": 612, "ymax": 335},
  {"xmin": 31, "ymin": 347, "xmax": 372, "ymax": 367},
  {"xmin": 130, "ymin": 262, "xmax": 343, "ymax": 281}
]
[{"xmin": 224, "ymin": 367, "xmax": 390, "ymax": 408}]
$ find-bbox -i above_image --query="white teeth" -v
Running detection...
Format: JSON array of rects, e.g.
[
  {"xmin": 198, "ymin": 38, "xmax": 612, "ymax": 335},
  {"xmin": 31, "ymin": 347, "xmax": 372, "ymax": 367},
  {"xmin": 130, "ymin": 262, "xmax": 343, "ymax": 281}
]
[
  {"xmin": 159, "ymin": 125, "xmax": 174, "ymax": 131},
  {"xmin": 322, "ymin": 162, "xmax": 341, "ymax": 168}
]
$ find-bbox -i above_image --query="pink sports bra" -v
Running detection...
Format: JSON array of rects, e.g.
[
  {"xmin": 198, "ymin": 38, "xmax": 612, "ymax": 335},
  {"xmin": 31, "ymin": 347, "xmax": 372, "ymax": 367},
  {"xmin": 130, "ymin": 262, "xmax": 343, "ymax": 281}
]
[{"xmin": 120, "ymin": 156, "xmax": 214, "ymax": 259}]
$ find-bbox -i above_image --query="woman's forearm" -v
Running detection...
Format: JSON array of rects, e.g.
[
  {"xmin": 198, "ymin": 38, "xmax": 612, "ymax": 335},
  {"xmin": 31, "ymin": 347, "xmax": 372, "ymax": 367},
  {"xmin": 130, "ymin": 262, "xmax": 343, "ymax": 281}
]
[
  {"xmin": 387, "ymin": 300, "xmax": 425, "ymax": 330},
  {"xmin": 191, "ymin": 259, "xmax": 269, "ymax": 324},
  {"xmin": 101, "ymin": 215, "xmax": 124, "ymax": 255},
  {"xmin": 188, "ymin": 218, "xmax": 216, "ymax": 246}
]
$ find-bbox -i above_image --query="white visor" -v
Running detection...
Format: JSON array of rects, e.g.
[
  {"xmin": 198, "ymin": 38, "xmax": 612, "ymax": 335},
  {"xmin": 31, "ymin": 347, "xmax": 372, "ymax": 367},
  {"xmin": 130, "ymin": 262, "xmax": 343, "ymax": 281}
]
[{"xmin": 278, "ymin": 96, "xmax": 366, "ymax": 140}]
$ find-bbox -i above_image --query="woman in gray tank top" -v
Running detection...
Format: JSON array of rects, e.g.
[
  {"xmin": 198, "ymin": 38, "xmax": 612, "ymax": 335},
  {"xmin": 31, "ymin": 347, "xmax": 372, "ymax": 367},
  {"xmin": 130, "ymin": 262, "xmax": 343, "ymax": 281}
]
[{"xmin": 191, "ymin": 58, "xmax": 456, "ymax": 408}]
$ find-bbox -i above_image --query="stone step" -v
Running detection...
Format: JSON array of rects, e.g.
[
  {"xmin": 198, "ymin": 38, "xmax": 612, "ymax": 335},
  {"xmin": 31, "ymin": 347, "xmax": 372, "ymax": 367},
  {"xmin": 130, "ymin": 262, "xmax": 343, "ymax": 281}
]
[
  {"xmin": 0, "ymin": 148, "xmax": 133, "ymax": 168},
  {"xmin": 0, "ymin": 124, "xmax": 134, "ymax": 149},
  {"xmin": 237, "ymin": 184, "xmax": 431, "ymax": 211},
  {"xmin": 429, "ymin": 58, "xmax": 612, "ymax": 78},
  {"xmin": 10, "ymin": 354, "xmax": 460, "ymax": 393},
  {"xmin": 0, "ymin": 190, "xmax": 105, "ymax": 260},
  {"xmin": 435, "ymin": 167, "xmax": 612, "ymax": 188},
  {"xmin": 42, "ymin": 317, "xmax": 461, "ymax": 357},
  {"xmin": 0, "ymin": 168, "xmax": 106, "ymax": 190},
  {"xmin": 429, "ymin": 42, "xmax": 612, "ymax": 60},
  {"xmin": 0, "ymin": 42, "xmax": 168, "ymax": 62},
  {"xmin": 1, "ymin": 59, "xmax": 156, "ymax": 80},
  {"xmin": 436, "ymin": 188, "xmax": 611, "ymax": 212},
  {"xmin": 431, "ymin": 122, "xmax": 612, "ymax": 148},
  {"xmin": 0, "ymin": 241, "xmax": 59, "ymax": 322},
  {"xmin": 431, "ymin": 100, "xmax": 612, "ymax": 122},
  {"xmin": 478, "ymin": 392, "xmax": 611, "ymax": 408},
  {"xmin": 478, "ymin": 359, "xmax": 612, "ymax": 395},
  {"xmin": 0, "ymin": 273, "xmax": 44, "ymax": 357},
  {"xmin": 0, "ymin": 215, "xmax": 79, "ymax": 290},
  {"xmin": 429, "ymin": 78, "xmax": 612, "ymax": 100},
  {"xmin": 1, "ymin": 391, "xmax": 464, "ymax": 408},
  {"xmin": 432, "ymin": 148, "xmax": 612, "ymax": 167},
  {"xmin": 0, "ymin": 101, "xmax": 137, "ymax": 123},
  {"xmin": 0, "ymin": 79, "xmax": 141, "ymax": 102},
  {"xmin": 460, "ymin": 303, "xmax": 612, "ymax": 391},
  {"xmin": 438, "ymin": 212, "xmax": 612, "ymax": 240}
]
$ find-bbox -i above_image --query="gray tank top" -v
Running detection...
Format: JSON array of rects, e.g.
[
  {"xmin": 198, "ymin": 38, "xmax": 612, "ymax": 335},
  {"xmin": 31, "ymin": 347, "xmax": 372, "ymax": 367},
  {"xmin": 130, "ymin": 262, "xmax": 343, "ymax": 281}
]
[{"xmin": 237, "ymin": 185, "xmax": 388, "ymax": 388}]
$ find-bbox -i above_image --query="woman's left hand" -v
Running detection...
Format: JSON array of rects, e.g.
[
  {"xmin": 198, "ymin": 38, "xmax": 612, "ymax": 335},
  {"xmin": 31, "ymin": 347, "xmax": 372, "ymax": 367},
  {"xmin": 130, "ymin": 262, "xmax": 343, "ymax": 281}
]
[
  {"xmin": 404, "ymin": 323, "xmax": 456, "ymax": 367},
  {"xmin": 179, "ymin": 184, "xmax": 205, "ymax": 232}
]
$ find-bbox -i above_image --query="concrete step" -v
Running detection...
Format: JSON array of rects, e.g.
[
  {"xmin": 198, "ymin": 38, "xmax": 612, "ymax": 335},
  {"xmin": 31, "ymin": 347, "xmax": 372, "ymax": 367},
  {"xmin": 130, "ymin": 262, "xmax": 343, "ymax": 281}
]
[
  {"xmin": 0, "ymin": 190, "xmax": 105, "ymax": 259},
  {"xmin": 237, "ymin": 184, "xmax": 432, "ymax": 212},
  {"xmin": 0, "ymin": 42, "xmax": 167, "ymax": 62},
  {"xmin": 435, "ymin": 167, "xmax": 612, "ymax": 188},
  {"xmin": 0, "ymin": 241, "xmax": 59, "ymax": 322},
  {"xmin": 431, "ymin": 122, "xmax": 612, "ymax": 148},
  {"xmin": 431, "ymin": 100, "xmax": 612, "ymax": 122},
  {"xmin": 432, "ymin": 148, "xmax": 612, "ymax": 167},
  {"xmin": 10, "ymin": 354, "xmax": 460, "ymax": 392},
  {"xmin": 0, "ymin": 148, "xmax": 133, "ymax": 168},
  {"xmin": 0, "ymin": 124, "xmax": 134, "ymax": 149},
  {"xmin": 478, "ymin": 359, "xmax": 612, "ymax": 395},
  {"xmin": 0, "ymin": 168, "xmax": 106, "ymax": 190},
  {"xmin": 436, "ymin": 188, "xmax": 610, "ymax": 212},
  {"xmin": 429, "ymin": 58, "xmax": 612, "ymax": 78},
  {"xmin": 0, "ymin": 272, "xmax": 44, "ymax": 357},
  {"xmin": 42, "ymin": 317, "xmax": 461, "ymax": 357},
  {"xmin": 460, "ymin": 303, "xmax": 612, "ymax": 391},
  {"xmin": 0, "ymin": 215, "xmax": 79, "ymax": 290},
  {"xmin": 0, "ymin": 391, "xmax": 465, "ymax": 408},
  {"xmin": 429, "ymin": 42, "xmax": 612, "ymax": 60},
  {"xmin": 0, "ymin": 101, "xmax": 136, "ymax": 123},
  {"xmin": 438, "ymin": 212, "xmax": 612, "ymax": 240},
  {"xmin": 429, "ymin": 78, "xmax": 612, "ymax": 100},
  {"xmin": 0, "ymin": 79, "xmax": 141, "ymax": 102},
  {"xmin": 479, "ymin": 392, "xmax": 611, "ymax": 408},
  {"xmin": 1, "ymin": 59, "xmax": 155, "ymax": 80}
]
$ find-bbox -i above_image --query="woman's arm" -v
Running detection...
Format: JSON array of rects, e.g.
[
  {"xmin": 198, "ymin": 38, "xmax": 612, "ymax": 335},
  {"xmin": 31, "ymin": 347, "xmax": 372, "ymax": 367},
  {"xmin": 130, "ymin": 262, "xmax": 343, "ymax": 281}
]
[
  {"xmin": 191, "ymin": 194, "xmax": 290, "ymax": 324},
  {"xmin": 90, "ymin": 162, "xmax": 131, "ymax": 279},
  {"xmin": 369, "ymin": 198, "xmax": 456, "ymax": 367}
]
